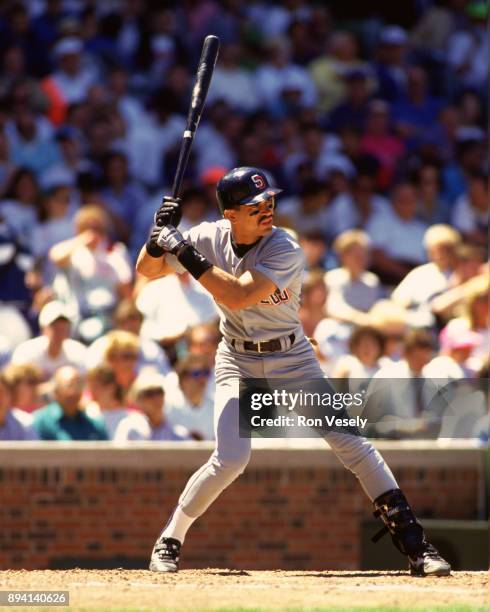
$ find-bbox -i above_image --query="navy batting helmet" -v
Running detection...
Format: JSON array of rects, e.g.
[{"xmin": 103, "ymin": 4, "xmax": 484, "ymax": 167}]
[{"xmin": 216, "ymin": 167, "xmax": 282, "ymax": 216}]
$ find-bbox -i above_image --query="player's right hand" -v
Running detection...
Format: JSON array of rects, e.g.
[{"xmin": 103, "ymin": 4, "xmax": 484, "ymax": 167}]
[
  {"xmin": 156, "ymin": 225, "xmax": 187, "ymax": 254},
  {"xmin": 145, "ymin": 224, "xmax": 165, "ymax": 258},
  {"xmin": 155, "ymin": 196, "xmax": 182, "ymax": 228}
]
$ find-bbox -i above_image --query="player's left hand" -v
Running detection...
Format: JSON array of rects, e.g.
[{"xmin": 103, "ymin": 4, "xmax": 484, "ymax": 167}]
[
  {"xmin": 154, "ymin": 196, "xmax": 182, "ymax": 228},
  {"xmin": 156, "ymin": 225, "xmax": 187, "ymax": 254}
]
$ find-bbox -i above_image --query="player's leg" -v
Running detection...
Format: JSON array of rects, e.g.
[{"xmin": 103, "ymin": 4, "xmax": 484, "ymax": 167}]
[
  {"xmin": 149, "ymin": 378, "xmax": 250, "ymax": 572},
  {"xmin": 325, "ymin": 430, "xmax": 450, "ymax": 576},
  {"xmin": 177, "ymin": 378, "xmax": 251, "ymax": 517},
  {"xmin": 265, "ymin": 338, "xmax": 450, "ymax": 576}
]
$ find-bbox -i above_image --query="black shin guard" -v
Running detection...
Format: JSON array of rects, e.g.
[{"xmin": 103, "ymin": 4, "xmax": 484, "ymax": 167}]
[{"xmin": 372, "ymin": 489, "xmax": 426, "ymax": 558}]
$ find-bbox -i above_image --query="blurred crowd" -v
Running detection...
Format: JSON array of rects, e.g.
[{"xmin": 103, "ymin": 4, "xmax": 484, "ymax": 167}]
[{"xmin": 0, "ymin": 0, "xmax": 488, "ymax": 443}]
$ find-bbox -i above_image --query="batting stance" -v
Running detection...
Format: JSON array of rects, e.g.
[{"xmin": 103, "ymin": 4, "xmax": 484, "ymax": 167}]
[{"xmin": 136, "ymin": 167, "xmax": 450, "ymax": 577}]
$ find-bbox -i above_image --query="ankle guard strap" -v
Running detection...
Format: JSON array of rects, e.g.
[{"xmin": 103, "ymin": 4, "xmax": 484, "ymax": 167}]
[{"xmin": 372, "ymin": 488, "xmax": 426, "ymax": 557}]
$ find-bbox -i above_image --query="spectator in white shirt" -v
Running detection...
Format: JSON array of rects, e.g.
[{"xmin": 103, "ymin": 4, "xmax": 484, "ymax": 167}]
[
  {"xmin": 85, "ymin": 363, "xmax": 147, "ymax": 441},
  {"xmin": 333, "ymin": 325, "xmax": 385, "ymax": 381},
  {"xmin": 282, "ymin": 124, "xmax": 350, "ymax": 199},
  {"xmin": 326, "ymin": 170, "xmax": 392, "ymax": 236},
  {"xmin": 367, "ymin": 330, "xmax": 438, "ymax": 439},
  {"xmin": 47, "ymin": 37, "xmax": 98, "ymax": 105},
  {"xmin": 447, "ymin": 2, "xmax": 488, "ymax": 91},
  {"xmin": 207, "ymin": 42, "xmax": 259, "ymax": 112},
  {"xmin": 32, "ymin": 184, "xmax": 75, "ymax": 254},
  {"xmin": 312, "ymin": 270, "xmax": 354, "ymax": 375},
  {"xmin": 166, "ymin": 354, "xmax": 215, "ymax": 441},
  {"xmin": 49, "ymin": 205, "xmax": 133, "ymax": 342},
  {"xmin": 276, "ymin": 178, "xmax": 331, "ymax": 238},
  {"xmin": 326, "ymin": 229, "xmax": 381, "ymax": 326},
  {"xmin": 136, "ymin": 272, "xmax": 218, "ymax": 344},
  {"xmin": 32, "ymin": 184, "xmax": 76, "ymax": 283},
  {"xmin": 0, "ymin": 304, "xmax": 31, "ymax": 357},
  {"xmin": 126, "ymin": 87, "xmax": 185, "ymax": 190},
  {"xmin": 107, "ymin": 65, "xmax": 150, "ymax": 133},
  {"xmin": 255, "ymin": 37, "xmax": 317, "ymax": 115},
  {"xmin": 121, "ymin": 371, "xmax": 190, "ymax": 441},
  {"xmin": 367, "ymin": 182, "xmax": 428, "ymax": 285},
  {"xmin": 86, "ymin": 299, "xmax": 171, "ymax": 376},
  {"xmin": 11, "ymin": 301, "xmax": 87, "ymax": 381},
  {"xmin": 374, "ymin": 330, "xmax": 435, "ymax": 385},
  {"xmin": 0, "ymin": 372, "xmax": 38, "ymax": 441},
  {"xmin": 391, "ymin": 224, "xmax": 461, "ymax": 325},
  {"xmin": 6, "ymin": 108, "xmax": 60, "ymax": 177}
]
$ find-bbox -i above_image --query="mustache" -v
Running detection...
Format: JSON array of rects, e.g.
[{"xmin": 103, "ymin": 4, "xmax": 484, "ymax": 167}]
[{"xmin": 258, "ymin": 213, "xmax": 273, "ymax": 223}]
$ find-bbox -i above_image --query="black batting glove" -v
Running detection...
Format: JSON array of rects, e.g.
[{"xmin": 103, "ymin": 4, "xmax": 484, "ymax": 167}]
[
  {"xmin": 154, "ymin": 196, "xmax": 182, "ymax": 228},
  {"xmin": 145, "ymin": 224, "xmax": 165, "ymax": 257}
]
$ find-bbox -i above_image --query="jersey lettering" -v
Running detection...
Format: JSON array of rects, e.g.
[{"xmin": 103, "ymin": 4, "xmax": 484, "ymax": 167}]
[{"xmin": 260, "ymin": 288, "xmax": 290, "ymax": 306}]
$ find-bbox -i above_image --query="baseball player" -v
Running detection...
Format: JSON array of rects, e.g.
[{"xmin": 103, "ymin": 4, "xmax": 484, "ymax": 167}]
[{"xmin": 136, "ymin": 167, "xmax": 450, "ymax": 577}]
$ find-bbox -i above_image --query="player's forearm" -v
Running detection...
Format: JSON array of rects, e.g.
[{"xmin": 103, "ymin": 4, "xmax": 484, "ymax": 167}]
[
  {"xmin": 135, "ymin": 246, "xmax": 173, "ymax": 279},
  {"xmin": 155, "ymin": 227, "xmax": 273, "ymax": 309},
  {"xmin": 199, "ymin": 266, "xmax": 253, "ymax": 310}
]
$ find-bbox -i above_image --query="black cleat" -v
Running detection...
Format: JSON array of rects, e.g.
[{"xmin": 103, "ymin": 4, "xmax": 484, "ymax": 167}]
[
  {"xmin": 409, "ymin": 543, "xmax": 451, "ymax": 577},
  {"xmin": 149, "ymin": 536, "xmax": 181, "ymax": 573}
]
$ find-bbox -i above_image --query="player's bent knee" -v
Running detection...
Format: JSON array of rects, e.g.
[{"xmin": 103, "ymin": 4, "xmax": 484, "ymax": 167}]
[{"xmin": 212, "ymin": 445, "xmax": 251, "ymax": 476}]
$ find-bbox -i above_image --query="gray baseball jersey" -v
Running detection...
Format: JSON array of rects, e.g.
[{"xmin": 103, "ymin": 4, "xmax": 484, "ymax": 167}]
[{"xmin": 167, "ymin": 219, "xmax": 304, "ymax": 342}]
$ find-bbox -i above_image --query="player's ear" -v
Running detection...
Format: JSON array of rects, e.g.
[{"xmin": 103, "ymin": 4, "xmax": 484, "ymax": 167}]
[{"xmin": 223, "ymin": 209, "xmax": 236, "ymax": 223}]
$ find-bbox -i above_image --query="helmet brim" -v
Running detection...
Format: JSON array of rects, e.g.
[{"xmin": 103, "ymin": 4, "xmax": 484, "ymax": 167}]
[{"xmin": 239, "ymin": 187, "xmax": 283, "ymax": 206}]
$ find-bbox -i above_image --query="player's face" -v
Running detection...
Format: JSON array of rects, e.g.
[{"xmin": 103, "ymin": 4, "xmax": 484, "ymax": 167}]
[{"xmin": 237, "ymin": 197, "xmax": 275, "ymax": 237}]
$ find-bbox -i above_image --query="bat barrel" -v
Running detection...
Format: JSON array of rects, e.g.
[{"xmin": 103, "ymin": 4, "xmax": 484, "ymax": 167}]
[
  {"xmin": 171, "ymin": 35, "xmax": 220, "ymax": 199},
  {"xmin": 187, "ymin": 35, "xmax": 220, "ymax": 133}
]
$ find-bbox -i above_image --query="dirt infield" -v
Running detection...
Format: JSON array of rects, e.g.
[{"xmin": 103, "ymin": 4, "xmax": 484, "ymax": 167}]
[{"xmin": 1, "ymin": 569, "xmax": 488, "ymax": 611}]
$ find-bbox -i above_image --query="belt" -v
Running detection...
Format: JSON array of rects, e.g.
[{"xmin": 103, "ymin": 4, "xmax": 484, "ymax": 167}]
[{"xmin": 230, "ymin": 333, "xmax": 295, "ymax": 353}]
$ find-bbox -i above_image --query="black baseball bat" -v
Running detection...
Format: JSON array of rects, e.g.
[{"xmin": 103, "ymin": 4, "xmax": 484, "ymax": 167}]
[{"xmin": 171, "ymin": 35, "xmax": 220, "ymax": 200}]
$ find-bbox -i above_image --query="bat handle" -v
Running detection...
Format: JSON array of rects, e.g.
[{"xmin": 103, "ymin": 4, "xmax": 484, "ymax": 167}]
[{"xmin": 171, "ymin": 131, "xmax": 194, "ymax": 200}]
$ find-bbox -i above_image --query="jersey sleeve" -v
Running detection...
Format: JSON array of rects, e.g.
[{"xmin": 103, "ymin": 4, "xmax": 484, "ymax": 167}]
[
  {"xmin": 254, "ymin": 231, "xmax": 305, "ymax": 292},
  {"xmin": 165, "ymin": 221, "xmax": 216, "ymax": 274}
]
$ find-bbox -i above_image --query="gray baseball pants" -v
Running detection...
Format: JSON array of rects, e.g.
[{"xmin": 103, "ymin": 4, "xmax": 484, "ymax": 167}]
[{"xmin": 178, "ymin": 336, "xmax": 398, "ymax": 517}]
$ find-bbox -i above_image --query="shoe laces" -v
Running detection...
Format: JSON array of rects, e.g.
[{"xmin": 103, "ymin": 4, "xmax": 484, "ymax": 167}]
[{"xmin": 421, "ymin": 543, "xmax": 441, "ymax": 560}]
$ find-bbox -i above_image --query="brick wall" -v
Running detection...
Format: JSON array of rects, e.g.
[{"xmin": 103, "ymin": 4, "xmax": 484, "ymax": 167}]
[{"xmin": 0, "ymin": 441, "xmax": 486, "ymax": 570}]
